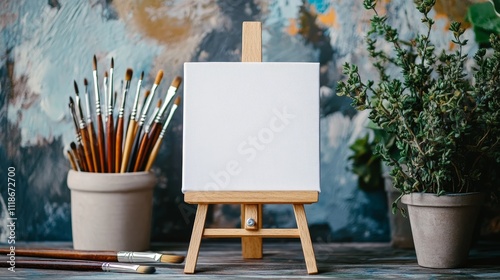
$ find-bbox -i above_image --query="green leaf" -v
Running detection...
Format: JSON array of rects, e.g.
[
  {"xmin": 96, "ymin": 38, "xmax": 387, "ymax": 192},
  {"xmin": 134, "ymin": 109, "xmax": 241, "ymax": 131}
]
[{"xmin": 466, "ymin": 2, "xmax": 500, "ymax": 32}]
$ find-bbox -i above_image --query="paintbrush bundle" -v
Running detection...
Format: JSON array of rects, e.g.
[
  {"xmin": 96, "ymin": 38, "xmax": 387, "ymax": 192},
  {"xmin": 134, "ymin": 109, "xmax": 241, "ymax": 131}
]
[{"xmin": 67, "ymin": 55, "xmax": 181, "ymax": 173}]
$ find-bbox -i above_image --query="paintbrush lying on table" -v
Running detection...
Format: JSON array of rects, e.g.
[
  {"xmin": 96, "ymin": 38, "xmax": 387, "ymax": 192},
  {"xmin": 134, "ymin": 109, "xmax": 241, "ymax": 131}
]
[
  {"xmin": 0, "ymin": 248, "xmax": 184, "ymax": 263},
  {"xmin": 0, "ymin": 259, "xmax": 155, "ymax": 274}
]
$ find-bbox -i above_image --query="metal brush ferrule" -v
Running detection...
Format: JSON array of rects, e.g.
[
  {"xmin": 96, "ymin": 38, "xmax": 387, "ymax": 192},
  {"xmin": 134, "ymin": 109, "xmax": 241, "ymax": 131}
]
[
  {"xmin": 118, "ymin": 107, "xmax": 125, "ymax": 118},
  {"xmin": 117, "ymin": 251, "xmax": 162, "ymax": 263},
  {"xmin": 131, "ymin": 80, "xmax": 142, "ymax": 121},
  {"xmin": 78, "ymin": 119, "xmax": 86, "ymax": 130},
  {"xmin": 158, "ymin": 127, "xmax": 167, "ymax": 139},
  {"xmin": 101, "ymin": 262, "xmax": 141, "ymax": 273},
  {"xmin": 75, "ymin": 133, "xmax": 82, "ymax": 144},
  {"xmin": 108, "ymin": 105, "xmax": 114, "ymax": 117}
]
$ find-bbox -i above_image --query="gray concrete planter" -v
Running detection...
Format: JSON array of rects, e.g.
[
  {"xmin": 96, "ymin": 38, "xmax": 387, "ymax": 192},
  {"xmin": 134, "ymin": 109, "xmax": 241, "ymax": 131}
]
[{"xmin": 401, "ymin": 192, "xmax": 484, "ymax": 268}]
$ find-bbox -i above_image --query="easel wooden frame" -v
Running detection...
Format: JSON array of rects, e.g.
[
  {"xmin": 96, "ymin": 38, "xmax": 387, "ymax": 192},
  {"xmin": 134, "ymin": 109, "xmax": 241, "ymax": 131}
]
[{"xmin": 183, "ymin": 22, "xmax": 318, "ymax": 275}]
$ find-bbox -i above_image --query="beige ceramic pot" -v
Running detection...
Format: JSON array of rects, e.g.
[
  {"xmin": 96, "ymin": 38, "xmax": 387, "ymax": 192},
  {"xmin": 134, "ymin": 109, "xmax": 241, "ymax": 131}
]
[
  {"xmin": 67, "ymin": 170, "xmax": 157, "ymax": 251},
  {"xmin": 401, "ymin": 192, "xmax": 484, "ymax": 268}
]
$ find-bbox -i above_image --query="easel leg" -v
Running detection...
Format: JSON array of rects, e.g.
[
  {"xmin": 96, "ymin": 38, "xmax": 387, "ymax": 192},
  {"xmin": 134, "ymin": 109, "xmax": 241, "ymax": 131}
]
[
  {"xmin": 184, "ymin": 204, "xmax": 208, "ymax": 274},
  {"xmin": 241, "ymin": 204, "xmax": 263, "ymax": 258},
  {"xmin": 293, "ymin": 204, "xmax": 318, "ymax": 274}
]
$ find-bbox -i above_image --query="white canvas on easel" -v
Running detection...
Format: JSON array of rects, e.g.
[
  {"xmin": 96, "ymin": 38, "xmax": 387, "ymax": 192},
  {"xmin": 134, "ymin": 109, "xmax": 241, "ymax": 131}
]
[{"xmin": 182, "ymin": 62, "xmax": 320, "ymax": 192}]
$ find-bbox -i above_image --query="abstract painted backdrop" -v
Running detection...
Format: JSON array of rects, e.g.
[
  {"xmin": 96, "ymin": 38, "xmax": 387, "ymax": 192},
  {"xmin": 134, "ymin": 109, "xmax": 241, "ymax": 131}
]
[{"xmin": 0, "ymin": 0, "xmax": 485, "ymax": 242}]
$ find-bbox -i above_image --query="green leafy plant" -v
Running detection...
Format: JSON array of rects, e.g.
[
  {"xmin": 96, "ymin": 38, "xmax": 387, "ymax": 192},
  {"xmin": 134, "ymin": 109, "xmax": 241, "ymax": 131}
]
[
  {"xmin": 337, "ymin": 0, "xmax": 500, "ymax": 212},
  {"xmin": 466, "ymin": 0, "xmax": 500, "ymax": 47},
  {"xmin": 348, "ymin": 122, "xmax": 397, "ymax": 192}
]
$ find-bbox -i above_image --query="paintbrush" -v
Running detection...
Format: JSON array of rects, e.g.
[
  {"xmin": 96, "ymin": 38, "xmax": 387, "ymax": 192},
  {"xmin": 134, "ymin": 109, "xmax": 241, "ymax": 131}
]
[
  {"xmin": 133, "ymin": 100, "xmax": 162, "ymax": 172},
  {"xmin": 93, "ymin": 55, "xmax": 106, "ymax": 172},
  {"xmin": 145, "ymin": 96, "xmax": 181, "ymax": 171},
  {"xmin": 103, "ymin": 71, "xmax": 108, "ymax": 120},
  {"xmin": 70, "ymin": 95, "xmax": 93, "ymax": 172},
  {"xmin": 115, "ymin": 68, "xmax": 133, "ymax": 172},
  {"xmin": 67, "ymin": 149, "xmax": 78, "ymax": 171},
  {"xmin": 134, "ymin": 77, "xmax": 181, "ymax": 171},
  {"xmin": 0, "ymin": 248, "xmax": 184, "ymax": 263},
  {"xmin": 121, "ymin": 89, "xmax": 149, "ymax": 173},
  {"xmin": 126, "ymin": 71, "xmax": 143, "ymax": 136},
  {"xmin": 70, "ymin": 142, "xmax": 85, "ymax": 172},
  {"xmin": 126, "ymin": 70, "xmax": 164, "ymax": 172},
  {"xmin": 107, "ymin": 58, "xmax": 116, "ymax": 172},
  {"xmin": 71, "ymin": 82, "xmax": 88, "ymax": 172},
  {"xmin": 84, "ymin": 78, "xmax": 100, "ymax": 172},
  {"xmin": 0, "ymin": 259, "xmax": 155, "ymax": 274}
]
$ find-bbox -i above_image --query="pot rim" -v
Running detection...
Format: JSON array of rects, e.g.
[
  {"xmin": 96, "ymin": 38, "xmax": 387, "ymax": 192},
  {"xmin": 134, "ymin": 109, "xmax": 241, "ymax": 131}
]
[
  {"xmin": 401, "ymin": 192, "xmax": 485, "ymax": 207},
  {"xmin": 67, "ymin": 170, "xmax": 157, "ymax": 193}
]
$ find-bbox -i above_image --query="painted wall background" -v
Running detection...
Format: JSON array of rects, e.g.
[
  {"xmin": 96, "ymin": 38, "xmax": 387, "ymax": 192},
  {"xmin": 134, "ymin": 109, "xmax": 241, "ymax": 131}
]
[{"xmin": 0, "ymin": 0, "xmax": 491, "ymax": 243}]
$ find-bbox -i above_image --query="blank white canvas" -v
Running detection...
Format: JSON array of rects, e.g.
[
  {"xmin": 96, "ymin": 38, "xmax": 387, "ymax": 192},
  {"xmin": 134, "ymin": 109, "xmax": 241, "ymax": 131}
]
[{"xmin": 182, "ymin": 62, "xmax": 319, "ymax": 192}]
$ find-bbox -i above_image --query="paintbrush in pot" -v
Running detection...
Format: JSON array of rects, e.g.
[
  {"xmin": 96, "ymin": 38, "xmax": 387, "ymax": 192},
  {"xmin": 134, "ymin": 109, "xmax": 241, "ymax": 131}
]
[
  {"xmin": 0, "ymin": 259, "xmax": 156, "ymax": 274},
  {"xmin": 137, "ymin": 76, "xmax": 182, "ymax": 171},
  {"xmin": 126, "ymin": 69, "xmax": 164, "ymax": 172},
  {"xmin": 0, "ymin": 248, "xmax": 184, "ymax": 263},
  {"xmin": 69, "ymin": 96, "xmax": 87, "ymax": 171},
  {"xmin": 70, "ymin": 95, "xmax": 92, "ymax": 172},
  {"xmin": 120, "ymin": 71, "xmax": 143, "ymax": 172},
  {"xmin": 93, "ymin": 55, "xmax": 106, "ymax": 172},
  {"xmin": 126, "ymin": 71, "xmax": 143, "ymax": 136},
  {"xmin": 70, "ymin": 142, "xmax": 84, "ymax": 172},
  {"xmin": 121, "ymin": 89, "xmax": 149, "ymax": 172},
  {"xmin": 133, "ymin": 99, "xmax": 162, "ymax": 172},
  {"xmin": 67, "ymin": 149, "xmax": 78, "ymax": 171},
  {"xmin": 106, "ymin": 57, "xmax": 116, "ymax": 172},
  {"xmin": 72, "ymin": 83, "xmax": 89, "ymax": 172},
  {"xmin": 84, "ymin": 78, "xmax": 100, "ymax": 172},
  {"xmin": 103, "ymin": 71, "xmax": 108, "ymax": 120},
  {"xmin": 145, "ymin": 96, "xmax": 181, "ymax": 171},
  {"xmin": 115, "ymin": 68, "xmax": 133, "ymax": 172}
]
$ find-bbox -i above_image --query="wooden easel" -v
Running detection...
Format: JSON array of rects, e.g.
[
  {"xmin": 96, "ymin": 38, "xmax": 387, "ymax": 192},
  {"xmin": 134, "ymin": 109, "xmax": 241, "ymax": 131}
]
[{"xmin": 183, "ymin": 22, "xmax": 318, "ymax": 275}]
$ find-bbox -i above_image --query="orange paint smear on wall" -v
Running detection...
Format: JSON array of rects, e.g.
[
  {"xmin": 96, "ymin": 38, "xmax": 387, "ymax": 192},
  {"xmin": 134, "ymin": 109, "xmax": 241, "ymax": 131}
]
[{"xmin": 113, "ymin": 0, "xmax": 193, "ymax": 45}]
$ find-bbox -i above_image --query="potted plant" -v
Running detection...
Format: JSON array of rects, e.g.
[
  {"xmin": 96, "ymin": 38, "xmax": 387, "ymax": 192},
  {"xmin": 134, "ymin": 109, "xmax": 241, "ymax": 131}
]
[{"xmin": 337, "ymin": 0, "xmax": 500, "ymax": 268}]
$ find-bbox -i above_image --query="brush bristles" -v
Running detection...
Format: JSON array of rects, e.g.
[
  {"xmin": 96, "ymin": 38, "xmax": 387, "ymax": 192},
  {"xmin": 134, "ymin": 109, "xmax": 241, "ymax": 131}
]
[
  {"xmin": 69, "ymin": 96, "xmax": 74, "ymax": 106},
  {"xmin": 93, "ymin": 55, "xmax": 97, "ymax": 71},
  {"xmin": 73, "ymin": 81, "xmax": 79, "ymax": 95},
  {"xmin": 171, "ymin": 76, "xmax": 182, "ymax": 89},
  {"xmin": 135, "ymin": 265, "xmax": 156, "ymax": 274},
  {"xmin": 160, "ymin": 254, "xmax": 185, "ymax": 264},
  {"xmin": 70, "ymin": 142, "xmax": 77, "ymax": 150},
  {"xmin": 111, "ymin": 57, "xmax": 114, "ymax": 68},
  {"xmin": 125, "ymin": 68, "xmax": 133, "ymax": 81},
  {"xmin": 144, "ymin": 90, "xmax": 151, "ymax": 98},
  {"xmin": 157, "ymin": 100, "xmax": 162, "ymax": 107},
  {"xmin": 104, "ymin": 71, "xmax": 108, "ymax": 78},
  {"xmin": 154, "ymin": 70, "xmax": 164, "ymax": 85},
  {"xmin": 140, "ymin": 71, "xmax": 144, "ymax": 80},
  {"xmin": 174, "ymin": 96, "xmax": 181, "ymax": 106},
  {"xmin": 84, "ymin": 78, "xmax": 88, "ymax": 86}
]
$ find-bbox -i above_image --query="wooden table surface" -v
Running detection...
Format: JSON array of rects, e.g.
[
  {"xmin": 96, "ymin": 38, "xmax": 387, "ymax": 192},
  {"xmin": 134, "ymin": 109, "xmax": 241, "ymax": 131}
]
[{"xmin": 1, "ymin": 241, "xmax": 499, "ymax": 279}]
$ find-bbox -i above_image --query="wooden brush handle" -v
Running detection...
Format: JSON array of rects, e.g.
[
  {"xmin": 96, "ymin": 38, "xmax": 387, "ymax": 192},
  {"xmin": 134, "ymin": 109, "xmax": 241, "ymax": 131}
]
[
  {"xmin": 133, "ymin": 133, "xmax": 150, "ymax": 172},
  {"xmin": 106, "ymin": 115, "xmax": 115, "ymax": 173},
  {"xmin": 0, "ymin": 248, "xmax": 117, "ymax": 262},
  {"xmin": 0, "ymin": 259, "xmax": 103, "ymax": 271},
  {"xmin": 138, "ymin": 122, "xmax": 161, "ymax": 171},
  {"xmin": 126, "ymin": 125, "xmax": 143, "ymax": 172},
  {"xmin": 67, "ymin": 151, "xmax": 78, "ymax": 170},
  {"xmin": 87, "ymin": 122, "xmax": 100, "ymax": 172},
  {"xmin": 96, "ymin": 114, "xmax": 107, "ymax": 173},
  {"xmin": 76, "ymin": 144, "xmax": 88, "ymax": 172},
  {"xmin": 145, "ymin": 136, "xmax": 163, "ymax": 171},
  {"xmin": 115, "ymin": 117, "xmax": 124, "ymax": 173},
  {"xmin": 120, "ymin": 120, "xmax": 137, "ymax": 173},
  {"xmin": 80, "ymin": 127, "xmax": 94, "ymax": 172}
]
